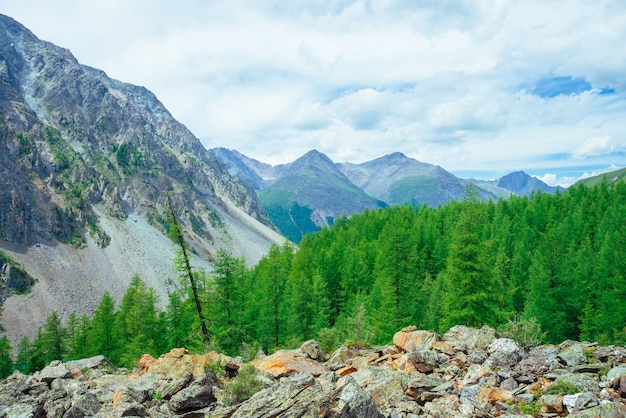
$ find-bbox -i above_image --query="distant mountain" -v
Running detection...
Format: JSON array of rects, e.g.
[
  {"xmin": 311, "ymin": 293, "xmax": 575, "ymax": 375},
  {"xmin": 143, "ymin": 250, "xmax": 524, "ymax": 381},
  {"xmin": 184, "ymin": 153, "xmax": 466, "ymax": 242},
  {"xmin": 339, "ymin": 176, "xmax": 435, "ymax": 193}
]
[
  {"xmin": 0, "ymin": 14, "xmax": 284, "ymax": 345},
  {"xmin": 213, "ymin": 150, "xmax": 570, "ymax": 241},
  {"xmin": 338, "ymin": 152, "xmax": 499, "ymax": 206},
  {"xmin": 496, "ymin": 171, "xmax": 558, "ymax": 196},
  {"xmin": 574, "ymin": 167, "xmax": 626, "ymax": 187},
  {"xmin": 255, "ymin": 150, "xmax": 386, "ymax": 242},
  {"xmin": 209, "ymin": 147, "xmax": 276, "ymax": 190}
]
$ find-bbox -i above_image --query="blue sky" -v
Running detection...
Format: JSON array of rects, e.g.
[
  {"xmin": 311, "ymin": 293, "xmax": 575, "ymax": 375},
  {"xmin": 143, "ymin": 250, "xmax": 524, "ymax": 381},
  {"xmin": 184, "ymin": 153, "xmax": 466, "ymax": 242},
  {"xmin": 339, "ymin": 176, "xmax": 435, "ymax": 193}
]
[{"xmin": 2, "ymin": 0, "xmax": 626, "ymax": 186}]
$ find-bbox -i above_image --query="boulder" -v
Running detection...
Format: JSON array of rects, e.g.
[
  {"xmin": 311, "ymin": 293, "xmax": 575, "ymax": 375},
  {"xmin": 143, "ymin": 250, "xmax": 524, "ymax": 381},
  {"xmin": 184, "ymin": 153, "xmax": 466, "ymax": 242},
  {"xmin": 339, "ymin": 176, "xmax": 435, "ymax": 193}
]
[
  {"xmin": 484, "ymin": 338, "xmax": 525, "ymax": 371},
  {"xmin": 569, "ymin": 402, "xmax": 626, "ymax": 417},
  {"xmin": 300, "ymin": 339, "xmax": 324, "ymax": 362},
  {"xmin": 475, "ymin": 386, "xmax": 514, "ymax": 404},
  {"xmin": 558, "ymin": 343, "xmax": 587, "ymax": 367},
  {"xmin": 138, "ymin": 353, "xmax": 157, "ymax": 374},
  {"xmin": 65, "ymin": 355, "xmax": 116, "ymax": 373},
  {"xmin": 393, "ymin": 327, "xmax": 440, "ymax": 352},
  {"xmin": 36, "ymin": 361, "xmax": 72, "ymax": 383},
  {"xmin": 146, "ymin": 348, "xmax": 234, "ymax": 378},
  {"xmin": 405, "ymin": 348, "xmax": 447, "ymax": 374},
  {"xmin": 442, "ymin": 325, "xmax": 497, "ymax": 352},
  {"xmin": 168, "ymin": 380, "xmax": 216, "ymax": 414},
  {"xmin": 252, "ymin": 349, "xmax": 329, "ymax": 378},
  {"xmin": 230, "ymin": 372, "xmax": 384, "ymax": 418},
  {"xmin": 607, "ymin": 365, "xmax": 626, "ymax": 386}
]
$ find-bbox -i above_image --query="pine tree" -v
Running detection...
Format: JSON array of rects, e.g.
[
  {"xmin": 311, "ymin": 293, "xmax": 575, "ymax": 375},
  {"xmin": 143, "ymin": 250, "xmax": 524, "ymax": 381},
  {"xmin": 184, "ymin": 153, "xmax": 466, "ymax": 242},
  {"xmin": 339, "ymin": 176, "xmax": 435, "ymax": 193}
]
[
  {"xmin": 66, "ymin": 313, "xmax": 91, "ymax": 360},
  {"xmin": 209, "ymin": 249, "xmax": 246, "ymax": 354},
  {"xmin": 89, "ymin": 291, "xmax": 117, "ymax": 361},
  {"xmin": 116, "ymin": 275, "xmax": 160, "ymax": 366},
  {"xmin": 440, "ymin": 199, "xmax": 499, "ymax": 331},
  {"xmin": 0, "ymin": 336, "xmax": 13, "ymax": 378},
  {"xmin": 40, "ymin": 311, "xmax": 67, "ymax": 362}
]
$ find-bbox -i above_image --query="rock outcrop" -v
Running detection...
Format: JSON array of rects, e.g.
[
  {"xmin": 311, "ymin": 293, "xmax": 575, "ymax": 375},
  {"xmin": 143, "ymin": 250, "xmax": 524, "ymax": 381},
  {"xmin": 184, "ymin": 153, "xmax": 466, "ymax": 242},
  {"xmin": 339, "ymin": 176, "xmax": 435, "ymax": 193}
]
[{"xmin": 1, "ymin": 326, "xmax": 625, "ymax": 417}]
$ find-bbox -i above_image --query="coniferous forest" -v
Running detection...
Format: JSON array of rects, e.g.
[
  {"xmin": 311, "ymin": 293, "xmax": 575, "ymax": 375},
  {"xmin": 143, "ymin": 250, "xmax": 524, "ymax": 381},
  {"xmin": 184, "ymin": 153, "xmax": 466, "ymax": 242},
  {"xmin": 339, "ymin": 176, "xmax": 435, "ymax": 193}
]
[{"xmin": 3, "ymin": 181, "xmax": 626, "ymax": 376}]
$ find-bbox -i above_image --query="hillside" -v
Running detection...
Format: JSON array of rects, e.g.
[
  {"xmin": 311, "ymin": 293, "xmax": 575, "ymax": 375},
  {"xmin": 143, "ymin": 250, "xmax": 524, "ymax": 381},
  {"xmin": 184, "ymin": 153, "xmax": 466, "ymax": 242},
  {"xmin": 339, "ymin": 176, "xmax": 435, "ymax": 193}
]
[
  {"xmin": 575, "ymin": 167, "xmax": 626, "ymax": 187},
  {"xmin": 0, "ymin": 14, "xmax": 284, "ymax": 345},
  {"xmin": 256, "ymin": 150, "xmax": 386, "ymax": 242}
]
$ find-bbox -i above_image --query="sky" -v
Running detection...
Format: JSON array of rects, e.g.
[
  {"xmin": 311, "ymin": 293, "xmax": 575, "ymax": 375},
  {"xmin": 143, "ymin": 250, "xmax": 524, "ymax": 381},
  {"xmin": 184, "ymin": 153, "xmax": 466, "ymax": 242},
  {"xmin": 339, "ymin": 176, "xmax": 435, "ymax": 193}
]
[{"xmin": 2, "ymin": 1, "xmax": 626, "ymax": 186}]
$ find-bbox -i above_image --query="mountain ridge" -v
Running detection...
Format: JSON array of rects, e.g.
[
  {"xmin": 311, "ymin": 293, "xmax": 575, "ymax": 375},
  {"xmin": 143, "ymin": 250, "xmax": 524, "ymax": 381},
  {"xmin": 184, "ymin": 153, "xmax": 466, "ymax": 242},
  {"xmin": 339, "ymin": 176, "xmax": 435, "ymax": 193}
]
[
  {"xmin": 211, "ymin": 148, "xmax": 557, "ymax": 240},
  {"xmin": 0, "ymin": 14, "xmax": 284, "ymax": 345}
]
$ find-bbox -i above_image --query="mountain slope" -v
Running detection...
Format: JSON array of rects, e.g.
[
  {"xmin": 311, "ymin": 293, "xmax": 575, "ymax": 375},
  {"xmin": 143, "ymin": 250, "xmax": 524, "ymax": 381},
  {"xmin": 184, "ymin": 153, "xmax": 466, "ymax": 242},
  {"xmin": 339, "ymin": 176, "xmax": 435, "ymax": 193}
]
[
  {"xmin": 574, "ymin": 167, "xmax": 626, "ymax": 187},
  {"xmin": 0, "ymin": 14, "xmax": 284, "ymax": 344},
  {"xmin": 496, "ymin": 171, "xmax": 558, "ymax": 195},
  {"xmin": 338, "ymin": 152, "xmax": 498, "ymax": 206},
  {"xmin": 209, "ymin": 147, "xmax": 279, "ymax": 190},
  {"xmin": 256, "ymin": 150, "xmax": 386, "ymax": 242}
]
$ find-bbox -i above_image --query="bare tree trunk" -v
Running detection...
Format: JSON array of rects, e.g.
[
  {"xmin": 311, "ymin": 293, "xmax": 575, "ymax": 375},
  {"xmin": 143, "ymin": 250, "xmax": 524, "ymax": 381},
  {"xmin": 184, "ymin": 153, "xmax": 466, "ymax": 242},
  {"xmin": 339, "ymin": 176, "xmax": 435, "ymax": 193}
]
[{"xmin": 166, "ymin": 192, "xmax": 210, "ymax": 344}]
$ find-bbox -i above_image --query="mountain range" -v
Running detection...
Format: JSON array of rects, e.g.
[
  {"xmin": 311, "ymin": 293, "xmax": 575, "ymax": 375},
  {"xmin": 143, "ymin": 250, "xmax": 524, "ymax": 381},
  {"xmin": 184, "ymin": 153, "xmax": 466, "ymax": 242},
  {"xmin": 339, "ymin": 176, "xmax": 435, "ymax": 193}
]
[{"xmin": 210, "ymin": 148, "xmax": 559, "ymax": 242}]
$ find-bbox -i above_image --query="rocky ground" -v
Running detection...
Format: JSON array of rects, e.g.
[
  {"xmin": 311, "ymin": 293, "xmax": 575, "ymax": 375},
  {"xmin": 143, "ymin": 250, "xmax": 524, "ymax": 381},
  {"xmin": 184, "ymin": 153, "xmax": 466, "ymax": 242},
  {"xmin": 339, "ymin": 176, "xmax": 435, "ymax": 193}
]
[{"xmin": 1, "ymin": 325, "xmax": 625, "ymax": 417}]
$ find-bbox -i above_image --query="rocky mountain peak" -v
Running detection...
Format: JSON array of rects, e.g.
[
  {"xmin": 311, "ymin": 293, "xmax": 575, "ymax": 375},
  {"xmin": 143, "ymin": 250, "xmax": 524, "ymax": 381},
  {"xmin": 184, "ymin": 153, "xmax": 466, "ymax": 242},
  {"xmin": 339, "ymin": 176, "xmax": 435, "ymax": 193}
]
[
  {"xmin": 0, "ymin": 14, "xmax": 283, "ymax": 346},
  {"xmin": 497, "ymin": 171, "xmax": 557, "ymax": 196}
]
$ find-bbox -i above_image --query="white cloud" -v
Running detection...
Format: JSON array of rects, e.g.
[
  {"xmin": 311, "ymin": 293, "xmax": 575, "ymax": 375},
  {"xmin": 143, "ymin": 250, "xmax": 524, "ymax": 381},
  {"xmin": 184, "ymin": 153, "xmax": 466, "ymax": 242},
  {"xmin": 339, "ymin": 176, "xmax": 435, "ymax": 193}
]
[
  {"xmin": 2, "ymin": 0, "xmax": 626, "ymax": 179},
  {"xmin": 571, "ymin": 135, "xmax": 617, "ymax": 159}
]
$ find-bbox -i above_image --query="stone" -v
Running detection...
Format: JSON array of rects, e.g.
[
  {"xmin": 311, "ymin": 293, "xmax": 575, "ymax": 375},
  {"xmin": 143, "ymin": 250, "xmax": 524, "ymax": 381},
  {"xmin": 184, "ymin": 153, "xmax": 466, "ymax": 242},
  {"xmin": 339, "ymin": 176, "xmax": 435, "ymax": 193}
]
[
  {"xmin": 500, "ymin": 376, "xmax": 518, "ymax": 391},
  {"xmin": 252, "ymin": 349, "xmax": 329, "ymax": 378},
  {"xmin": 336, "ymin": 366, "xmax": 358, "ymax": 377},
  {"xmin": 558, "ymin": 343, "xmax": 587, "ymax": 367},
  {"xmin": 65, "ymin": 355, "xmax": 116, "ymax": 373},
  {"xmin": 406, "ymin": 348, "xmax": 447, "ymax": 374},
  {"xmin": 393, "ymin": 328, "xmax": 440, "ymax": 352},
  {"xmin": 147, "ymin": 349, "xmax": 234, "ymax": 378},
  {"xmin": 463, "ymin": 364, "xmax": 493, "ymax": 386},
  {"xmin": 484, "ymin": 338, "xmax": 524, "ymax": 371},
  {"xmin": 138, "ymin": 353, "xmax": 157, "ymax": 374},
  {"xmin": 157, "ymin": 372, "xmax": 193, "ymax": 399},
  {"xmin": 37, "ymin": 363, "xmax": 72, "ymax": 383},
  {"xmin": 517, "ymin": 345, "xmax": 559, "ymax": 375},
  {"xmin": 442, "ymin": 325, "xmax": 497, "ymax": 352},
  {"xmin": 539, "ymin": 393, "xmax": 564, "ymax": 414},
  {"xmin": 607, "ymin": 365, "xmax": 626, "ymax": 386},
  {"xmin": 300, "ymin": 339, "xmax": 324, "ymax": 362},
  {"xmin": 572, "ymin": 391, "xmax": 598, "ymax": 413},
  {"xmin": 460, "ymin": 384, "xmax": 480, "ymax": 404},
  {"xmin": 475, "ymin": 386, "xmax": 514, "ymax": 404},
  {"xmin": 569, "ymin": 402, "xmax": 626, "ymax": 417},
  {"xmin": 168, "ymin": 382, "xmax": 216, "ymax": 414}
]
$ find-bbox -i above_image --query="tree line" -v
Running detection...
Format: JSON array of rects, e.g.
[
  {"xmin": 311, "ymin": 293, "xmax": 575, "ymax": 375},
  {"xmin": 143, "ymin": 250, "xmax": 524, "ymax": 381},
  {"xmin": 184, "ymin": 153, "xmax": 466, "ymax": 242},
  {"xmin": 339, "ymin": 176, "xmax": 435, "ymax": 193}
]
[{"xmin": 1, "ymin": 181, "xmax": 625, "ymax": 376}]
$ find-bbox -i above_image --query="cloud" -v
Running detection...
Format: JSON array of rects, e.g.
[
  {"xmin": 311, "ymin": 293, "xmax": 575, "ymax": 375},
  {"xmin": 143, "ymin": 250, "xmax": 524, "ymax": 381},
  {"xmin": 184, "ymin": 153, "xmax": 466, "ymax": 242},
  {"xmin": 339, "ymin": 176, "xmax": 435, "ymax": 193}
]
[
  {"xmin": 571, "ymin": 136, "xmax": 618, "ymax": 159},
  {"xmin": 2, "ymin": 0, "xmax": 626, "ymax": 181}
]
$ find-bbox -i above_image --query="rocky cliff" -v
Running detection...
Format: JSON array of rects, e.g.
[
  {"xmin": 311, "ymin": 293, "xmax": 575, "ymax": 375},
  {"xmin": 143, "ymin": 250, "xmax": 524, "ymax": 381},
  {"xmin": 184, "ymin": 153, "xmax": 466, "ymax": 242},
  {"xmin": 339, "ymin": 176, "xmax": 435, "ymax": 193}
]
[
  {"xmin": 1, "ymin": 326, "xmax": 625, "ymax": 417},
  {"xmin": 0, "ymin": 14, "xmax": 284, "ymax": 344}
]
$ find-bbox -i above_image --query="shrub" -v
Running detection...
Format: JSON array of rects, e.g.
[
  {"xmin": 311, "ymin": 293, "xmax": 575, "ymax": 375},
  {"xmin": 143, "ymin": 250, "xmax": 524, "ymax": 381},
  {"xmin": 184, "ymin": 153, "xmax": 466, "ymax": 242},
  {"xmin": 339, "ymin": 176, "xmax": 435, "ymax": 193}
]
[
  {"xmin": 500, "ymin": 316, "xmax": 546, "ymax": 348},
  {"xmin": 545, "ymin": 380, "xmax": 579, "ymax": 395},
  {"xmin": 318, "ymin": 327, "xmax": 343, "ymax": 354},
  {"xmin": 221, "ymin": 365, "xmax": 265, "ymax": 406}
]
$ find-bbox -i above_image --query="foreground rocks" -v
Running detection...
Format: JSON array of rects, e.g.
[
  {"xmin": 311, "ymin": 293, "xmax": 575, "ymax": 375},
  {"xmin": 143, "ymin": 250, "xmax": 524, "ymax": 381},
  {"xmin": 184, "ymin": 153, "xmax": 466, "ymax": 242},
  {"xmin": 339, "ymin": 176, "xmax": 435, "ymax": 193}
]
[{"xmin": 1, "ymin": 326, "xmax": 625, "ymax": 417}]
